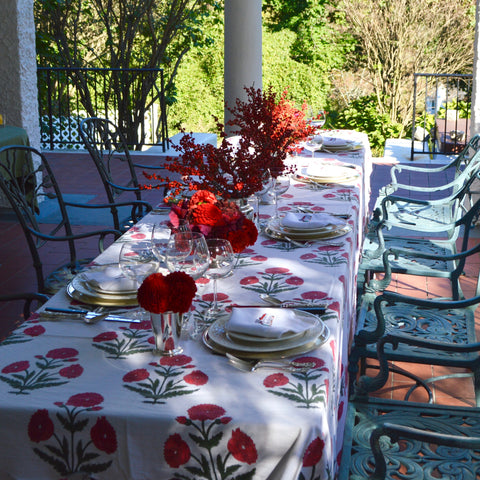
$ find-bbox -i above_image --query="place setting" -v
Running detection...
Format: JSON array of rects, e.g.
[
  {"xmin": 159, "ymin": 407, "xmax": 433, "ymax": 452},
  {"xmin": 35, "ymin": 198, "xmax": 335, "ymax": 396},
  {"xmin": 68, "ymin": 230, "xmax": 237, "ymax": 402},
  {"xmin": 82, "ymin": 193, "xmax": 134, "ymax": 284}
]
[
  {"xmin": 264, "ymin": 211, "xmax": 351, "ymax": 244},
  {"xmin": 293, "ymin": 162, "xmax": 360, "ymax": 188},
  {"xmin": 202, "ymin": 305, "xmax": 330, "ymax": 360}
]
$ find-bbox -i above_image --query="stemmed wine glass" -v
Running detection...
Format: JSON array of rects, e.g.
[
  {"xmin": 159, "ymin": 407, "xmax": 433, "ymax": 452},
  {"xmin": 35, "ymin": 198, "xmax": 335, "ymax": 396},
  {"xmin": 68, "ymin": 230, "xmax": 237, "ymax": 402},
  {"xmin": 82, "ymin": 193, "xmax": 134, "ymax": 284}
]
[
  {"xmin": 119, "ymin": 240, "xmax": 160, "ymax": 320},
  {"xmin": 151, "ymin": 223, "xmax": 172, "ymax": 263},
  {"xmin": 271, "ymin": 173, "xmax": 291, "ymax": 219},
  {"xmin": 204, "ymin": 238, "xmax": 235, "ymax": 323},
  {"xmin": 165, "ymin": 232, "xmax": 210, "ymax": 280},
  {"xmin": 253, "ymin": 170, "xmax": 273, "ymax": 229}
]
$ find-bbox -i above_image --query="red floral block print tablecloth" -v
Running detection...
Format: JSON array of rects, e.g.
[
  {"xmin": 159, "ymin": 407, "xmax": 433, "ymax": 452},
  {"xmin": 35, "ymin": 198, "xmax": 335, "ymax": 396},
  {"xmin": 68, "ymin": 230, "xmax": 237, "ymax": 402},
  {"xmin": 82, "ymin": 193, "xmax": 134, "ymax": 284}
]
[{"xmin": 0, "ymin": 131, "xmax": 371, "ymax": 480}]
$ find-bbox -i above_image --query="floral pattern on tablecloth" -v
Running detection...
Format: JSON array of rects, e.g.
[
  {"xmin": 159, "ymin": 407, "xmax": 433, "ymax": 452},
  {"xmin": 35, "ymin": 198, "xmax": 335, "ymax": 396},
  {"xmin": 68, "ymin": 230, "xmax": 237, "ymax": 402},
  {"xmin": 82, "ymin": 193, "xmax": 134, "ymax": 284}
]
[
  {"xmin": 263, "ymin": 356, "xmax": 329, "ymax": 408},
  {"xmin": 122, "ymin": 353, "xmax": 209, "ymax": 404},
  {"xmin": 28, "ymin": 392, "xmax": 116, "ymax": 477},
  {"xmin": 0, "ymin": 347, "xmax": 84, "ymax": 394},
  {"xmin": 92, "ymin": 320, "xmax": 158, "ymax": 358},
  {"xmin": 164, "ymin": 403, "xmax": 257, "ymax": 480},
  {"xmin": 0, "ymin": 314, "xmax": 46, "ymax": 346}
]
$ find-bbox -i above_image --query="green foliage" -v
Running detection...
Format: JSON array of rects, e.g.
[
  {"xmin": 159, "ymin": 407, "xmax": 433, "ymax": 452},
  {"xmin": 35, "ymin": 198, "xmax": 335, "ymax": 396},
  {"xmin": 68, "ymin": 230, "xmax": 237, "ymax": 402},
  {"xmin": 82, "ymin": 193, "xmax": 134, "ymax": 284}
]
[{"xmin": 331, "ymin": 95, "xmax": 403, "ymax": 156}]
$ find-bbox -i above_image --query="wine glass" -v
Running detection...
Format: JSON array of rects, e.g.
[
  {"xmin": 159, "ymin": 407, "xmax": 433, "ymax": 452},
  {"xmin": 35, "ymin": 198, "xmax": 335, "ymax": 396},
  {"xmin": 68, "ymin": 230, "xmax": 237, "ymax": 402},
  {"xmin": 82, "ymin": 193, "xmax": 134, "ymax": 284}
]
[
  {"xmin": 253, "ymin": 170, "xmax": 273, "ymax": 228},
  {"xmin": 119, "ymin": 241, "xmax": 160, "ymax": 320},
  {"xmin": 309, "ymin": 109, "xmax": 326, "ymax": 131},
  {"xmin": 151, "ymin": 223, "xmax": 172, "ymax": 263},
  {"xmin": 304, "ymin": 136, "xmax": 324, "ymax": 158},
  {"xmin": 165, "ymin": 232, "xmax": 210, "ymax": 280},
  {"xmin": 271, "ymin": 173, "xmax": 291, "ymax": 219},
  {"xmin": 204, "ymin": 239, "xmax": 235, "ymax": 322}
]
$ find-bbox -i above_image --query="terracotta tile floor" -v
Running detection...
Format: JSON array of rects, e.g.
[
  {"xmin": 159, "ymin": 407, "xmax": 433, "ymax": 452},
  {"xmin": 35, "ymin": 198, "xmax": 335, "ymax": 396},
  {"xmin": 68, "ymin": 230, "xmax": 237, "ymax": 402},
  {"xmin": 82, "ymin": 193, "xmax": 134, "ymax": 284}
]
[{"xmin": 0, "ymin": 152, "xmax": 479, "ymax": 406}]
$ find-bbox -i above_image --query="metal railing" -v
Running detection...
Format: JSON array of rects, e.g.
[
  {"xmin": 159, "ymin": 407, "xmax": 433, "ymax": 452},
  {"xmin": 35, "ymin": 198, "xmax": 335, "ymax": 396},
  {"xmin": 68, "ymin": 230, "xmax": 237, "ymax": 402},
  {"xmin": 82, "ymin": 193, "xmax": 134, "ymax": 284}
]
[
  {"xmin": 37, "ymin": 67, "xmax": 168, "ymax": 151},
  {"xmin": 411, "ymin": 73, "xmax": 472, "ymax": 160}
]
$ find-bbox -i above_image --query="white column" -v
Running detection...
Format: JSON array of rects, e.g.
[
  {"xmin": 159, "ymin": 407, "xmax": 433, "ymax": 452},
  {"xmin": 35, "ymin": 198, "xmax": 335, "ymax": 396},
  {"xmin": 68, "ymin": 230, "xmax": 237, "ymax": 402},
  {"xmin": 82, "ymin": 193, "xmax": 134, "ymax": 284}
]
[
  {"xmin": 0, "ymin": 0, "xmax": 41, "ymax": 150},
  {"xmin": 224, "ymin": 0, "xmax": 262, "ymax": 132}
]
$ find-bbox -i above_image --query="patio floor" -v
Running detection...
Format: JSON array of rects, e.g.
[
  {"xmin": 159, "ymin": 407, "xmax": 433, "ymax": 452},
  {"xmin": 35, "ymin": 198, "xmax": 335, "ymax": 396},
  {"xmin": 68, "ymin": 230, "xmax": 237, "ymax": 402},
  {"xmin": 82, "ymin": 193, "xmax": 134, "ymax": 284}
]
[{"xmin": 0, "ymin": 149, "xmax": 478, "ymax": 407}]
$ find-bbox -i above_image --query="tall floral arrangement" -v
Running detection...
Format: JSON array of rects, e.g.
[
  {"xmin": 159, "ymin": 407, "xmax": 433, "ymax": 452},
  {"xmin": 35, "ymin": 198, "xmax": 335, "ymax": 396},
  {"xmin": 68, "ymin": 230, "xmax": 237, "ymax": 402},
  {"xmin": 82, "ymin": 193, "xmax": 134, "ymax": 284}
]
[{"xmin": 143, "ymin": 86, "xmax": 314, "ymax": 200}]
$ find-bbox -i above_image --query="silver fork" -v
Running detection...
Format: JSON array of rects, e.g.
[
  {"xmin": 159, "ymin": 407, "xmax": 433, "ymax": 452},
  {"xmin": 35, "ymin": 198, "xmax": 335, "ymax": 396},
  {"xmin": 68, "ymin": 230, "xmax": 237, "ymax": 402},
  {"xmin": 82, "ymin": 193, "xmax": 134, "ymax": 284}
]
[{"xmin": 226, "ymin": 354, "xmax": 314, "ymax": 373}]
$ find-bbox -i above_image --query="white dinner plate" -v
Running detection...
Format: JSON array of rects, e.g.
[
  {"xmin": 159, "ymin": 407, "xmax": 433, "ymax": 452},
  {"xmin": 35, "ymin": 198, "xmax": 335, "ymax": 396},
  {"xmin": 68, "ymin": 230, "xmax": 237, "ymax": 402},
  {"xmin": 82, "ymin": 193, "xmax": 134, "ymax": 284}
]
[
  {"xmin": 79, "ymin": 265, "xmax": 138, "ymax": 295},
  {"xmin": 265, "ymin": 217, "xmax": 350, "ymax": 241},
  {"xmin": 206, "ymin": 311, "xmax": 326, "ymax": 353},
  {"xmin": 67, "ymin": 273, "xmax": 138, "ymax": 307}
]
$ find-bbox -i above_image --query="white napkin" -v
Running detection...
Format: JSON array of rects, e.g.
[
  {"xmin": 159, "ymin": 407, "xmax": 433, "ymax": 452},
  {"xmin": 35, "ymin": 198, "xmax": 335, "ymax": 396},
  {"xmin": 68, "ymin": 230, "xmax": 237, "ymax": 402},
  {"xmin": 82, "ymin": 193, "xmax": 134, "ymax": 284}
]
[
  {"xmin": 321, "ymin": 136, "xmax": 349, "ymax": 147},
  {"xmin": 83, "ymin": 266, "xmax": 137, "ymax": 293},
  {"xmin": 226, "ymin": 307, "xmax": 316, "ymax": 339},
  {"xmin": 281, "ymin": 212, "xmax": 342, "ymax": 230}
]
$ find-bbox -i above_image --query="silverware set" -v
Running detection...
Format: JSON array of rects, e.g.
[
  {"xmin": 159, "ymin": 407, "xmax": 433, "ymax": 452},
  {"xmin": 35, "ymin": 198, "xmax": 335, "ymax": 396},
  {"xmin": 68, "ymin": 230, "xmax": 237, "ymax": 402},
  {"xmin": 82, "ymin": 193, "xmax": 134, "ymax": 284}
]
[
  {"xmin": 41, "ymin": 307, "xmax": 142, "ymax": 324},
  {"xmin": 226, "ymin": 354, "xmax": 315, "ymax": 373}
]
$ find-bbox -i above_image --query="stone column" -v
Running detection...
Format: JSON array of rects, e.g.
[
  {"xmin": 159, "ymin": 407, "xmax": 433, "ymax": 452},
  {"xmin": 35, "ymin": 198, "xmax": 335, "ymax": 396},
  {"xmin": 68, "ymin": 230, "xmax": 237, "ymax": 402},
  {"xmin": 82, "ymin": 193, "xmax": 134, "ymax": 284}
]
[
  {"xmin": 224, "ymin": 0, "xmax": 262, "ymax": 133},
  {"xmin": 0, "ymin": 0, "xmax": 41, "ymax": 150}
]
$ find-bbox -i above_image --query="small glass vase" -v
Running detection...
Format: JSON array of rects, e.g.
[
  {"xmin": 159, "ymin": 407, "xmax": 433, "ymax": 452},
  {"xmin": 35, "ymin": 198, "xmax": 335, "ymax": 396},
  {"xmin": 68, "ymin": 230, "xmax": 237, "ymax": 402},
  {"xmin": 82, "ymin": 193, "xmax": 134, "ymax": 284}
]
[
  {"xmin": 231, "ymin": 197, "xmax": 254, "ymax": 219},
  {"xmin": 150, "ymin": 311, "xmax": 183, "ymax": 356}
]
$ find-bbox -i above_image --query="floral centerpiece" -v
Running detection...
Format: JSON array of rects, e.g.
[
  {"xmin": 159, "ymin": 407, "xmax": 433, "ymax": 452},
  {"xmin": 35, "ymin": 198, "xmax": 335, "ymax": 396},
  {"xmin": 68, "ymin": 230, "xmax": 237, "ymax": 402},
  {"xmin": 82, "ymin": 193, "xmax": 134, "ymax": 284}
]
[
  {"xmin": 138, "ymin": 271, "xmax": 197, "ymax": 314},
  {"xmin": 169, "ymin": 190, "xmax": 258, "ymax": 254},
  {"xmin": 142, "ymin": 86, "xmax": 315, "ymax": 199}
]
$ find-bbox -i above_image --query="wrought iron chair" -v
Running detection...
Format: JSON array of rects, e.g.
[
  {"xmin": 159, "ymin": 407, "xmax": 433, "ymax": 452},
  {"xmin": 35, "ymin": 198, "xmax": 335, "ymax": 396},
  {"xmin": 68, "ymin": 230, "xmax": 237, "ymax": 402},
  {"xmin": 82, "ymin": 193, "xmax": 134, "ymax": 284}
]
[
  {"xmin": 0, "ymin": 293, "xmax": 49, "ymax": 321},
  {"xmin": 0, "ymin": 145, "xmax": 122, "ymax": 294},
  {"xmin": 358, "ymin": 196, "xmax": 480, "ymax": 300},
  {"xmin": 382, "ymin": 133, "xmax": 480, "ymax": 197},
  {"xmin": 340, "ymin": 334, "xmax": 480, "ymax": 479},
  {"xmin": 371, "ymin": 154, "xmax": 480, "ymax": 236},
  {"xmin": 351, "ymin": 268, "xmax": 480, "ymax": 406},
  {"xmin": 79, "ymin": 117, "xmax": 167, "ymax": 232}
]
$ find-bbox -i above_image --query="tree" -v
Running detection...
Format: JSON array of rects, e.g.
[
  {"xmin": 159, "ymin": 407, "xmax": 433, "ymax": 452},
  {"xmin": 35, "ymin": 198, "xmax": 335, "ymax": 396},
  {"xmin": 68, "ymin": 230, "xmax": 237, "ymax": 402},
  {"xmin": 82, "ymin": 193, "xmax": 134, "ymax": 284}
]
[
  {"xmin": 338, "ymin": 0, "xmax": 476, "ymax": 133},
  {"xmin": 35, "ymin": 0, "xmax": 220, "ymax": 146}
]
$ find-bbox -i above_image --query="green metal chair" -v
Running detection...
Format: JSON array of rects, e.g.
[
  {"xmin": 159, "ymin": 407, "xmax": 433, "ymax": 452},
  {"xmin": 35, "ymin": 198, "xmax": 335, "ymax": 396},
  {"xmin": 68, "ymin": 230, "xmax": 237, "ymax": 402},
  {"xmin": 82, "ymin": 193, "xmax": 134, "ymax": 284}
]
[
  {"xmin": 0, "ymin": 145, "xmax": 124, "ymax": 294},
  {"xmin": 358, "ymin": 196, "xmax": 480, "ymax": 300},
  {"xmin": 372, "ymin": 155, "xmax": 480, "ymax": 237},
  {"xmin": 79, "ymin": 117, "xmax": 166, "ymax": 232},
  {"xmin": 351, "ymin": 270, "xmax": 480, "ymax": 406},
  {"xmin": 340, "ymin": 334, "xmax": 480, "ymax": 479},
  {"xmin": 382, "ymin": 133, "xmax": 480, "ymax": 197}
]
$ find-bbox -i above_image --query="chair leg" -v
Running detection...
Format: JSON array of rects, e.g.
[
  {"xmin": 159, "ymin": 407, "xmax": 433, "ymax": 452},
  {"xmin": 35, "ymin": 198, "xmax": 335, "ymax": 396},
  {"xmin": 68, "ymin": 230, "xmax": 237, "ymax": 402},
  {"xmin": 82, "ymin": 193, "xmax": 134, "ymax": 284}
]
[{"xmin": 474, "ymin": 369, "xmax": 480, "ymax": 407}]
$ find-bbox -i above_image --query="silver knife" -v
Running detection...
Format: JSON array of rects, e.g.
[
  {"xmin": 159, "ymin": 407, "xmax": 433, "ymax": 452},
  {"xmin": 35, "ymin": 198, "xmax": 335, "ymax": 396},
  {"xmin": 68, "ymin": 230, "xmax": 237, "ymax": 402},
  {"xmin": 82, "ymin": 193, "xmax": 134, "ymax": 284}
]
[{"xmin": 44, "ymin": 307, "xmax": 141, "ymax": 323}]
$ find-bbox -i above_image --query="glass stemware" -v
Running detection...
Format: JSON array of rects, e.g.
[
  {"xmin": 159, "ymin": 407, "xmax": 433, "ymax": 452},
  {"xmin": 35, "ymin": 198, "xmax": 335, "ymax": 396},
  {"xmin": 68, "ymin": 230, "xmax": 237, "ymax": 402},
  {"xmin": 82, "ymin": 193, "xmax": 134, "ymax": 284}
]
[
  {"xmin": 165, "ymin": 232, "xmax": 210, "ymax": 280},
  {"xmin": 119, "ymin": 240, "xmax": 160, "ymax": 289},
  {"xmin": 253, "ymin": 171, "xmax": 273, "ymax": 229},
  {"xmin": 119, "ymin": 241, "xmax": 160, "ymax": 320},
  {"xmin": 151, "ymin": 223, "xmax": 172, "ymax": 263},
  {"xmin": 271, "ymin": 173, "xmax": 291, "ymax": 218},
  {"xmin": 204, "ymin": 238, "xmax": 235, "ymax": 322}
]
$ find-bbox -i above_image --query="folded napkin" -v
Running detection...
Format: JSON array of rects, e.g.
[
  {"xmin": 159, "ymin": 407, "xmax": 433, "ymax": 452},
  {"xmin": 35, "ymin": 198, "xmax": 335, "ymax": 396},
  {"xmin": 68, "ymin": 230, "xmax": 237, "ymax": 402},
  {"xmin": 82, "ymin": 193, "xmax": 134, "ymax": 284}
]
[
  {"xmin": 83, "ymin": 266, "xmax": 137, "ymax": 293},
  {"xmin": 321, "ymin": 135, "xmax": 350, "ymax": 147},
  {"xmin": 226, "ymin": 307, "xmax": 316, "ymax": 339},
  {"xmin": 281, "ymin": 212, "xmax": 342, "ymax": 230}
]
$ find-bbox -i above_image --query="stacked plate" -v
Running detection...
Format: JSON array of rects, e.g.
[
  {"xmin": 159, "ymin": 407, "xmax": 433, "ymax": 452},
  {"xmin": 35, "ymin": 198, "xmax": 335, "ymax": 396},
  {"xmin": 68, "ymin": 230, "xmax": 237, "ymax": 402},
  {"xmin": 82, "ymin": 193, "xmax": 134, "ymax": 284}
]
[
  {"xmin": 67, "ymin": 265, "xmax": 139, "ymax": 306},
  {"xmin": 265, "ymin": 214, "xmax": 351, "ymax": 241},
  {"xmin": 321, "ymin": 135, "xmax": 362, "ymax": 152},
  {"xmin": 295, "ymin": 164, "xmax": 360, "ymax": 185},
  {"xmin": 203, "ymin": 309, "xmax": 330, "ymax": 359}
]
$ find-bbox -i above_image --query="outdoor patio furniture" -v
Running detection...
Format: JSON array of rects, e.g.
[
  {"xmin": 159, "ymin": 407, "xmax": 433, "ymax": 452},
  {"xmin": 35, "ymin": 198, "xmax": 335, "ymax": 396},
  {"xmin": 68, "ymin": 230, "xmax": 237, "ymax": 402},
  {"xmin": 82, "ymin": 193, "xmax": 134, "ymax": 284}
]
[
  {"xmin": 358, "ymin": 195, "xmax": 480, "ymax": 300},
  {"xmin": 350, "ymin": 276, "xmax": 480, "ymax": 405},
  {"xmin": 340, "ymin": 334, "xmax": 480, "ymax": 479},
  {"xmin": 372, "ymin": 151, "xmax": 480, "ymax": 235},
  {"xmin": 385, "ymin": 133, "xmax": 480, "ymax": 195},
  {"xmin": 0, "ymin": 292, "xmax": 49, "ymax": 319},
  {"xmin": 0, "ymin": 145, "xmax": 122, "ymax": 294},
  {"xmin": 79, "ymin": 117, "xmax": 165, "ymax": 232}
]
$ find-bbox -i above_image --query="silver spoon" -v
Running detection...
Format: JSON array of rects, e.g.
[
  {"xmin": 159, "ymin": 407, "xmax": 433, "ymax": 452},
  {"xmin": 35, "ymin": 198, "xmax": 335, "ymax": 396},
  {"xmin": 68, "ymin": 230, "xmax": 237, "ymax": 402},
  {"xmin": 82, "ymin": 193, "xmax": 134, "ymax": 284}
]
[{"xmin": 259, "ymin": 294, "xmax": 326, "ymax": 309}]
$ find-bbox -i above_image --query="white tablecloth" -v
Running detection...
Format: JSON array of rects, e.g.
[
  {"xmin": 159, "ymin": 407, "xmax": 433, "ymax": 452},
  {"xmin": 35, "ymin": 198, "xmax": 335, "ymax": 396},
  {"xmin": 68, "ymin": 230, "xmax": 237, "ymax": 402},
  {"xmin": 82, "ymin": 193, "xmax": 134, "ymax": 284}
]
[{"xmin": 0, "ymin": 131, "xmax": 371, "ymax": 479}]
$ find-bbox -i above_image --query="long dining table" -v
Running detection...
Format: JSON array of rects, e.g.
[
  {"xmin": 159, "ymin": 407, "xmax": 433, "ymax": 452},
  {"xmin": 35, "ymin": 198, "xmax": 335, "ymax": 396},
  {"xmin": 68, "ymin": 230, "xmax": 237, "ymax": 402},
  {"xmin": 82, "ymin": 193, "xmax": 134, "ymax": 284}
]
[{"xmin": 0, "ymin": 130, "xmax": 371, "ymax": 480}]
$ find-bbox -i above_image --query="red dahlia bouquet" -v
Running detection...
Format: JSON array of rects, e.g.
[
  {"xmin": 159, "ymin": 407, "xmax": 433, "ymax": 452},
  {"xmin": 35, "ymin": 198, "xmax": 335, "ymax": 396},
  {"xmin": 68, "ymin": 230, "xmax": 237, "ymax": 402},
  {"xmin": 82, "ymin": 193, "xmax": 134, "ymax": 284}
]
[
  {"xmin": 138, "ymin": 271, "xmax": 197, "ymax": 314},
  {"xmin": 169, "ymin": 190, "xmax": 258, "ymax": 253}
]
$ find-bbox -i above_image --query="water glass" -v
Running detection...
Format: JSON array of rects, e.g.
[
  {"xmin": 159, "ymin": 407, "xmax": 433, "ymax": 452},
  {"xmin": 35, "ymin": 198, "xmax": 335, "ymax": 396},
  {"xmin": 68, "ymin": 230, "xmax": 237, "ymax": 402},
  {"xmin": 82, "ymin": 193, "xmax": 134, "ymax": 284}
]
[{"xmin": 271, "ymin": 174, "xmax": 290, "ymax": 218}]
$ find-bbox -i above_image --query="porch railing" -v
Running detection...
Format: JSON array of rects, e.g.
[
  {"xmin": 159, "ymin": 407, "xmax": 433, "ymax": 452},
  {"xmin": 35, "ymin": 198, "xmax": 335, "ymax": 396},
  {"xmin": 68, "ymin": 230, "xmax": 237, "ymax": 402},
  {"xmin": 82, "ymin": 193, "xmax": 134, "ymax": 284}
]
[
  {"xmin": 37, "ymin": 67, "xmax": 168, "ymax": 151},
  {"xmin": 411, "ymin": 73, "xmax": 472, "ymax": 160}
]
